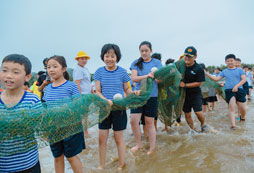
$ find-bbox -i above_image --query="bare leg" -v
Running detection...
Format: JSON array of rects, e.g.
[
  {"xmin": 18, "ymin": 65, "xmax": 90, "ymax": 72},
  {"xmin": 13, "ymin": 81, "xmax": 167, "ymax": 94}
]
[
  {"xmin": 98, "ymin": 129, "xmax": 109, "ymax": 168},
  {"xmin": 130, "ymin": 113, "xmax": 143, "ymax": 153},
  {"xmin": 228, "ymin": 97, "xmax": 237, "ymax": 127},
  {"xmin": 67, "ymin": 156, "xmax": 83, "ymax": 173},
  {"xmin": 54, "ymin": 154, "xmax": 65, "ymax": 173},
  {"xmin": 195, "ymin": 111, "xmax": 205, "ymax": 127},
  {"xmin": 114, "ymin": 130, "xmax": 126, "ymax": 168},
  {"xmin": 237, "ymin": 101, "xmax": 246, "ymax": 120},
  {"xmin": 184, "ymin": 112, "xmax": 194, "ymax": 130},
  {"xmin": 145, "ymin": 116, "xmax": 156, "ymax": 155},
  {"xmin": 154, "ymin": 119, "xmax": 158, "ymax": 132}
]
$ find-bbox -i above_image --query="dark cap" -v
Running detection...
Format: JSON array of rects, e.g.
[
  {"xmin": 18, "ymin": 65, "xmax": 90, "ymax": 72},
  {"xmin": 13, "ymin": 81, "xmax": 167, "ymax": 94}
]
[{"xmin": 184, "ymin": 46, "xmax": 197, "ymax": 57}]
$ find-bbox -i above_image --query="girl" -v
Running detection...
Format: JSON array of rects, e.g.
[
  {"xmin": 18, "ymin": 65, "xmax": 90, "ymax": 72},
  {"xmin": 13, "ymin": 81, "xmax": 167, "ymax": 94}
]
[
  {"xmin": 93, "ymin": 44, "xmax": 139, "ymax": 170},
  {"xmin": 130, "ymin": 41, "xmax": 162, "ymax": 155},
  {"xmin": 43, "ymin": 55, "xmax": 85, "ymax": 173}
]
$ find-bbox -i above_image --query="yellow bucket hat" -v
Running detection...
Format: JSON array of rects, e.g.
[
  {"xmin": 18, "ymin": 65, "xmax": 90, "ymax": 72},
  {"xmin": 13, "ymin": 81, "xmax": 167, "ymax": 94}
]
[{"xmin": 75, "ymin": 51, "xmax": 91, "ymax": 60}]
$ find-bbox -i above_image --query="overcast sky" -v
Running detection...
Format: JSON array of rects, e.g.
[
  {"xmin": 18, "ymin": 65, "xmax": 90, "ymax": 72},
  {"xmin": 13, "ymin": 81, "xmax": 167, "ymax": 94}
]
[{"xmin": 0, "ymin": 0, "xmax": 253, "ymax": 73}]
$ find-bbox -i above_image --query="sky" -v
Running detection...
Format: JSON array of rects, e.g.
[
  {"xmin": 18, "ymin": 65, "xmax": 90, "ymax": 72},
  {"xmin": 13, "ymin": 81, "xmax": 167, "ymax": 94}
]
[{"xmin": 0, "ymin": 0, "xmax": 254, "ymax": 73}]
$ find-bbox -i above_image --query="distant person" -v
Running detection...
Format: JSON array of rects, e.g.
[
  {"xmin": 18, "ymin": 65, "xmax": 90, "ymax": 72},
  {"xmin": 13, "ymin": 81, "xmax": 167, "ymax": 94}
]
[
  {"xmin": 243, "ymin": 65, "xmax": 253, "ymax": 100},
  {"xmin": 207, "ymin": 54, "xmax": 247, "ymax": 130},
  {"xmin": 165, "ymin": 58, "xmax": 175, "ymax": 65},
  {"xmin": 24, "ymin": 81, "xmax": 31, "ymax": 92},
  {"xmin": 30, "ymin": 71, "xmax": 44, "ymax": 98},
  {"xmin": 213, "ymin": 67, "xmax": 221, "ymax": 77},
  {"xmin": 179, "ymin": 46, "xmax": 207, "ymax": 132},
  {"xmin": 151, "ymin": 53, "xmax": 162, "ymax": 61},
  {"xmin": 199, "ymin": 63, "xmax": 210, "ymax": 113},
  {"xmin": 73, "ymin": 50, "xmax": 92, "ymax": 136}
]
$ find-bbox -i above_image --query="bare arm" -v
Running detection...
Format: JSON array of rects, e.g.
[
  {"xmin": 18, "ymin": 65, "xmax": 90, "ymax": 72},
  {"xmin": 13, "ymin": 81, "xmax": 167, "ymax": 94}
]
[
  {"xmin": 179, "ymin": 81, "xmax": 203, "ymax": 88},
  {"xmin": 207, "ymin": 73, "xmax": 223, "ymax": 81},
  {"xmin": 38, "ymin": 80, "xmax": 50, "ymax": 91},
  {"xmin": 131, "ymin": 69, "xmax": 154, "ymax": 83},
  {"xmin": 74, "ymin": 80, "xmax": 82, "ymax": 93}
]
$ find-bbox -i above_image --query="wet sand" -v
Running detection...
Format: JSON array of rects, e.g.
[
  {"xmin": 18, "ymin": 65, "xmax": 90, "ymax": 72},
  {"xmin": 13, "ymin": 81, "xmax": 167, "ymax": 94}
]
[{"xmin": 39, "ymin": 99, "xmax": 254, "ymax": 172}]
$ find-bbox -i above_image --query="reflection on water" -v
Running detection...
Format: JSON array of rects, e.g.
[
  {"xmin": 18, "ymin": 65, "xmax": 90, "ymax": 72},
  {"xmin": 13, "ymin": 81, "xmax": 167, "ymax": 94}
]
[{"xmin": 39, "ymin": 100, "xmax": 254, "ymax": 172}]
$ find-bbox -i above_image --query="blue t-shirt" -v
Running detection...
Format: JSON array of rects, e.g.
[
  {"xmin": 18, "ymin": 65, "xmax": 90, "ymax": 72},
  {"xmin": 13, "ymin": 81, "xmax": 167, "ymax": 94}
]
[
  {"xmin": 0, "ymin": 91, "xmax": 41, "ymax": 172},
  {"xmin": 219, "ymin": 68, "xmax": 245, "ymax": 89},
  {"xmin": 213, "ymin": 72, "xmax": 220, "ymax": 77},
  {"xmin": 130, "ymin": 58, "xmax": 162, "ymax": 97},
  {"xmin": 43, "ymin": 80, "xmax": 80, "ymax": 107},
  {"xmin": 93, "ymin": 66, "xmax": 130, "ymax": 100}
]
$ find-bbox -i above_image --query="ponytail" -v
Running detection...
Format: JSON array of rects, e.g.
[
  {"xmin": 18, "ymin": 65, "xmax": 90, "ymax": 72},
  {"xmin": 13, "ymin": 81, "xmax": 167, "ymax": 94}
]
[
  {"xmin": 135, "ymin": 57, "xmax": 144, "ymax": 70},
  {"xmin": 64, "ymin": 71, "xmax": 69, "ymax": 80}
]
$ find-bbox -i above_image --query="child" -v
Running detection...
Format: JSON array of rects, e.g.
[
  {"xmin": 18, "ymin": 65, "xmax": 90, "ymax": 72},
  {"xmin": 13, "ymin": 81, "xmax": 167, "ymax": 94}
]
[
  {"xmin": 30, "ymin": 71, "xmax": 44, "ymax": 98},
  {"xmin": 179, "ymin": 46, "xmax": 207, "ymax": 132},
  {"xmin": 24, "ymin": 81, "xmax": 31, "ymax": 92},
  {"xmin": 130, "ymin": 41, "xmax": 162, "ymax": 155},
  {"xmin": 243, "ymin": 66, "xmax": 253, "ymax": 100},
  {"xmin": 199, "ymin": 63, "xmax": 210, "ymax": 113},
  {"xmin": 93, "ymin": 44, "xmax": 139, "ymax": 170},
  {"xmin": 207, "ymin": 54, "xmax": 246, "ymax": 129},
  {"xmin": 73, "ymin": 51, "xmax": 92, "ymax": 136},
  {"xmin": 0, "ymin": 54, "xmax": 42, "ymax": 172},
  {"xmin": 43, "ymin": 55, "xmax": 85, "ymax": 173}
]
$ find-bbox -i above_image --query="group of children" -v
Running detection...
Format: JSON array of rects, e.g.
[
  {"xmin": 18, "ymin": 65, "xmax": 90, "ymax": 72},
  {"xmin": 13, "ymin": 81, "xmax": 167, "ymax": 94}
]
[{"xmin": 0, "ymin": 42, "xmax": 252, "ymax": 172}]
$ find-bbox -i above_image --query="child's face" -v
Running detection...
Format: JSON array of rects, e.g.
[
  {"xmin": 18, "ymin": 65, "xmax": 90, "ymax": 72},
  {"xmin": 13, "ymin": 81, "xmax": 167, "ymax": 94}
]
[
  {"xmin": 235, "ymin": 60, "xmax": 241, "ymax": 68},
  {"xmin": 226, "ymin": 58, "xmax": 235, "ymax": 68},
  {"xmin": 103, "ymin": 49, "xmax": 117, "ymax": 69},
  {"xmin": 77, "ymin": 57, "xmax": 88, "ymax": 67},
  {"xmin": 139, "ymin": 45, "xmax": 152, "ymax": 61},
  {"xmin": 244, "ymin": 67, "xmax": 248, "ymax": 72},
  {"xmin": 215, "ymin": 69, "xmax": 219, "ymax": 74},
  {"xmin": 0, "ymin": 62, "xmax": 31, "ymax": 91},
  {"xmin": 184, "ymin": 55, "xmax": 196, "ymax": 67},
  {"xmin": 47, "ymin": 59, "xmax": 66, "ymax": 81}
]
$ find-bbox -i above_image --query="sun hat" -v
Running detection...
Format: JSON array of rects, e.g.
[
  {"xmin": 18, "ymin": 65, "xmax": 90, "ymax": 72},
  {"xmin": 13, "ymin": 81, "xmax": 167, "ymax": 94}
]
[{"xmin": 75, "ymin": 51, "xmax": 91, "ymax": 60}]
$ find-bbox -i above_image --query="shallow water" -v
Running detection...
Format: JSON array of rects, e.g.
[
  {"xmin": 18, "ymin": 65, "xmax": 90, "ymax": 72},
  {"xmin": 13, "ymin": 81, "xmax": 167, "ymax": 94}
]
[{"xmin": 39, "ymin": 98, "xmax": 254, "ymax": 172}]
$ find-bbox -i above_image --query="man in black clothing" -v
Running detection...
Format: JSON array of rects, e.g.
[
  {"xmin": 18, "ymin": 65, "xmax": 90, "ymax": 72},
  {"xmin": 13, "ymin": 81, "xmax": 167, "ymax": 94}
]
[
  {"xmin": 37, "ymin": 58, "xmax": 50, "ymax": 102},
  {"xmin": 179, "ymin": 46, "xmax": 207, "ymax": 132}
]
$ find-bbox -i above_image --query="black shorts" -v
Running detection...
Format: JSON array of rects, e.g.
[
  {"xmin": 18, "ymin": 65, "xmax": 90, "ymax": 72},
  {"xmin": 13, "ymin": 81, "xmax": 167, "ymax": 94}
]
[
  {"xmin": 131, "ymin": 97, "xmax": 158, "ymax": 118},
  {"xmin": 202, "ymin": 97, "xmax": 209, "ymax": 105},
  {"xmin": 99, "ymin": 110, "xmax": 127, "ymax": 131},
  {"xmin": 16, "ymin": 161, "xmax": 41, "ymax": 173},
  {"xmin": 225, "ymin": 89, "xmax": 246, "ymax": 104},
  {"xmin": 50, "ymin": 132, "xmax": 86, "ymax": 158},
  {"xmin": 208, "ymin": 96, "xmax": 218, "ymax": 102},
  {"xmin": 183, "ymin": 93, "xmax": 203, "ymax": 113}
]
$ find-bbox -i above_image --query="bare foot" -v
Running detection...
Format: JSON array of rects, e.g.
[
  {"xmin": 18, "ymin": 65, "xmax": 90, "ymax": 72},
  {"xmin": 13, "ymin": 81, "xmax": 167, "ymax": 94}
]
[
  {"xmin": 162, "ymin": 128, "xmax": 168, "ymax": 132},
  {"xmin": 130, "ymin": 146, "xmax": 143, "ymax": 153},
  {"xmin": 97, "ymin": 166, "xmax": 105, "ymax": 170},
  {"xmin": 147, "ymin": 149, "xmax": 155, "ymax": 155},
  {"xmin": 117, "ymin": 163, "xmax": 126, "ymax": 171}
]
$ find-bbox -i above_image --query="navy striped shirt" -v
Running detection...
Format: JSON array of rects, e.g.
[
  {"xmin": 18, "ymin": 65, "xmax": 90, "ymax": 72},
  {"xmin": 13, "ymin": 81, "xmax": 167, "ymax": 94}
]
[
  {"xmin": 0, "ymin": 91, "xmax": 41, "ymax": 172},
  {"xmin": 43, "ymin": 80, "xmax": 80, "ymax": 107},
  {"xmin": 93, "ymin": 66, "xmax": 131, "ymax": 100}
]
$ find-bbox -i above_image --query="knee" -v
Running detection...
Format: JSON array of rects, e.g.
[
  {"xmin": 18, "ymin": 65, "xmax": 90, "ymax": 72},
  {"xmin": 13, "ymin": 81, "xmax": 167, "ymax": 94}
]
[
  {"xmin": 114, "ymin": 134, "xmax": 123, "ymax": 145},
  {"xmin": 55, "ymin": 154, "xmax": 64, "ymax": 163},
  {"xmin": 130, "ymin": 118, "xmax": 138, "ymax": 126},
  {"xmin": 67, "ymin": 156, "xmax": 79, "ymax": 163}
]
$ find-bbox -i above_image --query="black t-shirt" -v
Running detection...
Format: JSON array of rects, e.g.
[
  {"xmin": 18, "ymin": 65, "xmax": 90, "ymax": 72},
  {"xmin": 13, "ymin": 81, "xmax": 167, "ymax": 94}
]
[
  {"xmin": 184, "ymin": 61, "xmax": 205, "ymax": 95},
  {"xmin": 36, "ymin": 72, "xmax": 46, "ymax": 101}
]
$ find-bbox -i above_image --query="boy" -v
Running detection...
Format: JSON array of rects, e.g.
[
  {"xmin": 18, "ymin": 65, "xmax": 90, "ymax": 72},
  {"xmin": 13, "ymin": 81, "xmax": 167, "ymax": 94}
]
[
  {"xmin": 179, "ymin": 46, "xmax": 207, "ymax": 132},
  {"xmin": 0, "ymin": 54, "xmax": 42, "ymax": 172},
  {"xmin": 207, "ymin": 54, "xmax": 246, "ymax": 129}
]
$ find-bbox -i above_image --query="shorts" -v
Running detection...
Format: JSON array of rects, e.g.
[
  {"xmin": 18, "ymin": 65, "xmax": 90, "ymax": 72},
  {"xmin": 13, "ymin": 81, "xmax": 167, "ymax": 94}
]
[
  {"xmin": 131, "ymin": 97, "xmax": 158, "ymax": 118},
  {"xmin": 99, "ymin": 110, "xmax": 127, "ymax": 131},
  {"xmin": 202, "ymin": 97, "xmax": 209, "ymax": 105},
  {"xmin": 243, "ymin": 82, "xmax": 249, "ymax": 95},
  {"xmin": 208, "ymin": 96, "xmax": 218, "ymax": 102},
  {"xmin": 50, "ymin": 132, "xmax": 86, "ymax": 158},
  {"xmin": 17, "ymin": 161, "xmax": 41, "ymax": 173},
  {"xmin": 183, "ymin": 93, "xmax": 203, "ymax": 113},
  {"xmin": 225, "ymin": 89, "xmax": 246, "ymax": 104},
  {"xmin": 140, "ymin": 111, "xmax": 158, "ymax": 125}
]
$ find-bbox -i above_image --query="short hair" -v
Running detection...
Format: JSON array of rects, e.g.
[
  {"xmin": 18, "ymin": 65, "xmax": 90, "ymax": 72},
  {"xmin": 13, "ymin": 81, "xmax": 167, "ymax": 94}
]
[
  {"xmin": 165, "ymin": 58, "xmax": 175, "ymax": 65},
  {"xmin": 225, "ymin": 54, "xmax": 236, "ymax": 61},
  {"xmin": 38, "ymin": 71, "xmax": 45, "ymax": 76},
  {"xmin": 100, "ymin": 44, "xmax": 121, "ymax": 62},
  {"xmin": 235, "ymin": 58, "xmax": 241, "ymax": 62},
  {"xmin": 215, "ymin": 67, "xmax": 221, "ymax": 71},
  {"xmin": 24, "ymin": 81, "xmax": 29, "ymax": 87},
  {"xmin": 151, "ymin": 53, "xmax": 161, "ymax": 60},
  {"xmin": 243, "ymin": 65, "xmax": 249, "ymax": 69},
  {"xmin": 2, "ymin": 54, "xmax": 32, "ymax": 75}
]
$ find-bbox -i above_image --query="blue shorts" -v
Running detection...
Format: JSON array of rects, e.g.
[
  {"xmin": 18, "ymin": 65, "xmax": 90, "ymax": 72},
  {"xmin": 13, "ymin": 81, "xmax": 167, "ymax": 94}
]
[
  {"xmin": 131, "ymin": 97, "xmax": 158, "ymax": 118},
  {"xmin": 183, "ymin": 93, "xmax": 203, "ymax": 113},
  {"xmin": 50, "ymin": 132, "xmax": 85, "ymax": 158},
  {"xmin": 225, "ymin": 89, "xmax": 246, "ymax": 104},
  {"xmin": 99, "ymin": 110, "xmax": 127, "ymax": 131}
]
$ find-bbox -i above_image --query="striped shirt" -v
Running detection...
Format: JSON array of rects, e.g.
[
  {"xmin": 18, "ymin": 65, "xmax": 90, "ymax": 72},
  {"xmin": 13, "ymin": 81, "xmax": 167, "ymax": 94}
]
[
  {"xmin": 0, "ymin": 91, "xmax": 41, "ymax": 172},
  {"xmin": 93, "ymin": 66, "xmax": 130, "ymax": 100},
  {"xmin": 43, "ymin": 80, "xmax": 80, "ymax": 107}
]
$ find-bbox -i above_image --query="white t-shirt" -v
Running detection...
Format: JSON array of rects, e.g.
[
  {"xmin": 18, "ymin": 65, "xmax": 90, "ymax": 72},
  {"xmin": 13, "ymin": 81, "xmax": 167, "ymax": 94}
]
[{"xmin": 73, "ymin": 65, "xmax": 91, "ymax": 94}]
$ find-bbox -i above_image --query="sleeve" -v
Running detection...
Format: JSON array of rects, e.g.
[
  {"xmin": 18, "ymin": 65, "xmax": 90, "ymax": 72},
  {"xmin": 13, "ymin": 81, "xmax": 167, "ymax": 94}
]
[
  {"xmin": 71, "ymin": 82, "xmax": 81, "ymax": 97},
  {"xmin": 73, "ymin": 69, "xmax": 83, "ymax": 81},
  {"xmin": 239, "ymin": 68, "xmax": 245, "ymax": 76},
  {"xmin": 196, "ymin": 67, "xmax": 205, "ymax": 82},
  {"xmin": 219, "ymin": 70, "xmax": 225, "ymax": 78},
  {"xmin": 93, "ymin": 68, "xmax": 101, "ymax": 81},
  {"xmin": 130, "ymin": 60, "xmax": 138, "ymax": 71},
  {"xmin": 122, "ymin": 69, "xmax": 131, "ymax": 83}
]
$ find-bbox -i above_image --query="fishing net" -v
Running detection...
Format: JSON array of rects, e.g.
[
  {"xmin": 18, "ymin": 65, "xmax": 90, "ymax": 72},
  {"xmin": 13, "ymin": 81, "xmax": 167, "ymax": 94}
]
[{"xmin": 154, "ymin": 59, "xmax": 186, "ymax": 126}]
